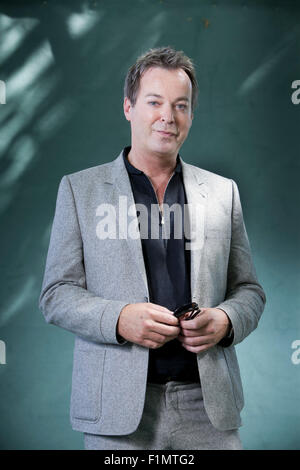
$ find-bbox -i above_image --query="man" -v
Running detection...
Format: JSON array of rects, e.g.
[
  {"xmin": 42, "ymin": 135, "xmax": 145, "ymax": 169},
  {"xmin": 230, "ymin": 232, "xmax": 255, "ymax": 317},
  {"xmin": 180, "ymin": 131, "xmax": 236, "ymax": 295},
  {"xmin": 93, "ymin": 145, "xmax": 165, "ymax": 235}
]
[{"xmin": 39, "ymin": 47, "xmax": 266, "ymax": 450}]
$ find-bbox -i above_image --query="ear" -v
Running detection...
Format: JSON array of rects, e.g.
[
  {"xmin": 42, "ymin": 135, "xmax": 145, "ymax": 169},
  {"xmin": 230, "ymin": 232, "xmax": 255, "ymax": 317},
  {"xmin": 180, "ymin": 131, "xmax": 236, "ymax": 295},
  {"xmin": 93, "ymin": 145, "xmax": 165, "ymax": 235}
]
[
  {"xmin": 123, "ymin": 97, "xmax": 132, "ymax": 122},
  {"xmin": 190, "ymin": 110, "xmax": 194, "ymax": 121}
]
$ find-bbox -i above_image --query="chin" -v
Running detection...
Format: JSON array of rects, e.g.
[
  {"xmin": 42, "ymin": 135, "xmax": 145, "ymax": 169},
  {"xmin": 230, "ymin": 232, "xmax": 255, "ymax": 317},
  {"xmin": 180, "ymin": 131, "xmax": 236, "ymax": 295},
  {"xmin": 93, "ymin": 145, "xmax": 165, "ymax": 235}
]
[
  {"xmin": 152, "ymin": 141, "xmax": 177, "ymax": 154},
  {"xmin": 153, "ymin": 146, "xmax": 176, "ymax": 157}
]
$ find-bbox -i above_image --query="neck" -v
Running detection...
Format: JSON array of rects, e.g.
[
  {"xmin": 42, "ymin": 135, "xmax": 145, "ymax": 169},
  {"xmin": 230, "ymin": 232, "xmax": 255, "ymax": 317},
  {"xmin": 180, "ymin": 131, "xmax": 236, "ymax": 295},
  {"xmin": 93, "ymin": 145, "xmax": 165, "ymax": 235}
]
[{"xmin": 127, "ymin": 146, "xmax": 177, "ymax": 180}]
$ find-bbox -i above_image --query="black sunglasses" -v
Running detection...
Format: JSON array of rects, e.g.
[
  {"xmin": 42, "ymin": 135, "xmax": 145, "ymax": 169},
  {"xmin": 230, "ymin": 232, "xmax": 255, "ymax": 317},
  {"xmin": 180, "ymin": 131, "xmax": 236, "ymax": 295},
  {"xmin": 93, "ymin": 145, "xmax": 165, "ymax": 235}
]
[{"xmin": 173, "ymin": 302, "xmax": 201, "ymax": 321}]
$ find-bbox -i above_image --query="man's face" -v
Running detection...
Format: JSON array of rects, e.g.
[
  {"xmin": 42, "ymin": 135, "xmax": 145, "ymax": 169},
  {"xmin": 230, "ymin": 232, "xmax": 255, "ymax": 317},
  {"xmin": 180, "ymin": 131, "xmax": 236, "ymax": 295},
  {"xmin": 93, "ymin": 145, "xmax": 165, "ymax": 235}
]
[{"xmin": 124, "ymin": 67, "xmax": 193, "ymax": 159}]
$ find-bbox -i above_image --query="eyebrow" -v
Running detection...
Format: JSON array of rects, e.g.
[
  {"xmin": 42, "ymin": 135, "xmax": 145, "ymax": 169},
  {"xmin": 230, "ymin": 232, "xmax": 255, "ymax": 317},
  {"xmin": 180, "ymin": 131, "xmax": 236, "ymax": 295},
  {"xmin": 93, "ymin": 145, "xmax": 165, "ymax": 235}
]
[{"xmin": 145, "ymin": 93, "xmax": 190, "ymax": 102}]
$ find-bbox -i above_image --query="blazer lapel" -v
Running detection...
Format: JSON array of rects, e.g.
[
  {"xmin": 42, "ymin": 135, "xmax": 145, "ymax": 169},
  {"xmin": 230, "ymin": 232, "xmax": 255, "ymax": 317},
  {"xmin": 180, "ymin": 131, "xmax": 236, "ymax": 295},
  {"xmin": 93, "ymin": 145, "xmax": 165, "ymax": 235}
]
[
  {"xmin": 105, "ymin": 151, "xmax": 149, "ymax": 296},
  {"xmin": 180, "ymin": 157, "xmax": 208, "ymax": 299}
]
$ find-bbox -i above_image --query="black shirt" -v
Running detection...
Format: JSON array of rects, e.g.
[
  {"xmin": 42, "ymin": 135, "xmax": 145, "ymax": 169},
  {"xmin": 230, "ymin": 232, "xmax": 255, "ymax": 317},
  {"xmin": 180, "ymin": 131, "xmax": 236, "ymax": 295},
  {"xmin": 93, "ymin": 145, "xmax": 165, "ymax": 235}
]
[{"xmin": 122, "ymin": 147, "xmax": 199, "ymax": 383}]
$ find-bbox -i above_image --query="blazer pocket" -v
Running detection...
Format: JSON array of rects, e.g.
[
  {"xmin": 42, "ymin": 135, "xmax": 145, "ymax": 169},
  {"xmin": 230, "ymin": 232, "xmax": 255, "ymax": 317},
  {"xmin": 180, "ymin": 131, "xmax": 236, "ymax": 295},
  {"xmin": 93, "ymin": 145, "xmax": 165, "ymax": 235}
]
[{"xmin": 71, "ymin": 348, "xmax": 105, "ymax": 422}]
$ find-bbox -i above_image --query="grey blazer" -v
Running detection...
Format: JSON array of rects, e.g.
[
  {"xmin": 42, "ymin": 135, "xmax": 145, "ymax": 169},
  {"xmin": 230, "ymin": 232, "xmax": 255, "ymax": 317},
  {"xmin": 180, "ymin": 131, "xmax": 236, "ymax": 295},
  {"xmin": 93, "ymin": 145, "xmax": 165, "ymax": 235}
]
[{"xmin": 39, "ymin": 149, "xmax": 266, "ymax": 435}]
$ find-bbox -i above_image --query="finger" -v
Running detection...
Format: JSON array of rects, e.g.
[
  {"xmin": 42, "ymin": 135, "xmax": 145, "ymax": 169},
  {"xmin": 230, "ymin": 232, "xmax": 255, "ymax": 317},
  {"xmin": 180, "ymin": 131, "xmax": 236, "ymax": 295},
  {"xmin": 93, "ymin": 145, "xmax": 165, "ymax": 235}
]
[
  {"xmin": 179, "ymin": 312, "xmax": 210, "ymax": 329},
  {"xmin": 181, "ymin": 342, "xmax": 214, "ymax": 353},
  {"xmin": 149, "ymin": 310, "xmax": 179, "ymax": 327},
  {"xmin": 144, "ymin": 330, "xmax": 177, "ymax": 348},
  {"xmin": 178, "ymin": 334, "xmax": 213, "ymax": 347},
  {"xmin": 148, "ymin": 320, "xmax": 180, "ymax": 337},
  {"xmin": 180, "ymin": 326, "xmax": 212, "ymax": 337},
  {"xmin": 146, "ymin": 331, "xmax": 168, "ymax": 344}
]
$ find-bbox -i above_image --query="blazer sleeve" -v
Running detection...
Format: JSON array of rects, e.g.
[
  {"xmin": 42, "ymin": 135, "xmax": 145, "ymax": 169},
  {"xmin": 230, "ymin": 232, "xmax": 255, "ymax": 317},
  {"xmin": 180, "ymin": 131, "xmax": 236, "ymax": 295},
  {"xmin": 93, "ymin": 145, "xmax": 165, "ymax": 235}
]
[
  {"xmin": 38, "ymin": 175, "xmax": 130, "ymax": 345},
  {"xmin": 216, "ymin": 179, "xmax": 266, "ymax": 346}
]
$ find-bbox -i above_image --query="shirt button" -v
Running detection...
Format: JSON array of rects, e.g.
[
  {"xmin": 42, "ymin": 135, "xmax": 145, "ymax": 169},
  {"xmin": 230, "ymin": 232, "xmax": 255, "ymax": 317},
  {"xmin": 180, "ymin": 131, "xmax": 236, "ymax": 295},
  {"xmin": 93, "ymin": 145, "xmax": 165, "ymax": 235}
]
[{"xmin": 144, "ymin": 296, "xmax": 149, "ymax": 302}]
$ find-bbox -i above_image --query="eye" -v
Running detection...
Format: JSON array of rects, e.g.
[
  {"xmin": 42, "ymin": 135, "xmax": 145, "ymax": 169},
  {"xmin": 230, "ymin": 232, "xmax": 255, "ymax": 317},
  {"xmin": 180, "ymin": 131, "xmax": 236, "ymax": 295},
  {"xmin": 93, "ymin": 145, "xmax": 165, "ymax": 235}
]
[
  {"xmin": 176, "ymin": 103, "xmax": 187, "ymax": 110},
  {"xmin": 148, "ymin": 101, "xmax": 160, "ymax": 106}
]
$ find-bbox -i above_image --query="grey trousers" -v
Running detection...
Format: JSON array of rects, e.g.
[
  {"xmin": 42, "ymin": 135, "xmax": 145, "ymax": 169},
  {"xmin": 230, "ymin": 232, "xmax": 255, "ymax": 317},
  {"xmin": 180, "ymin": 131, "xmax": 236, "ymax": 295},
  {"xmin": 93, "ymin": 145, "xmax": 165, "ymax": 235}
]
[{"xmin": 84, "ymin": 381, "xmax": 243, "ymax": 450}]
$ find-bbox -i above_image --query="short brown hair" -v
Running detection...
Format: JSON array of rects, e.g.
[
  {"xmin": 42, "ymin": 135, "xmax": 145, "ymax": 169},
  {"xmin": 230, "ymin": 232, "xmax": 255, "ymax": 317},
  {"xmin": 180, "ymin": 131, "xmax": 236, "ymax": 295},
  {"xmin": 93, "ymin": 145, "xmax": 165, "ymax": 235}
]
[{"xmin": 124, "ymin": 46, "xmax": 198, "ymax": 112}]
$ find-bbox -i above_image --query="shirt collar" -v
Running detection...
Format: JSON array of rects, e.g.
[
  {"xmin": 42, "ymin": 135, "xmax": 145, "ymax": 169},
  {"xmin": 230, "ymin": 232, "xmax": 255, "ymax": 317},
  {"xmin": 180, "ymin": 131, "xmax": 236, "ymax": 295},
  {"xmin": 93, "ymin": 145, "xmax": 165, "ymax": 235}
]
[{"xmin": 122, "ymin": 146, "xmax": 182, "ymax": 175}]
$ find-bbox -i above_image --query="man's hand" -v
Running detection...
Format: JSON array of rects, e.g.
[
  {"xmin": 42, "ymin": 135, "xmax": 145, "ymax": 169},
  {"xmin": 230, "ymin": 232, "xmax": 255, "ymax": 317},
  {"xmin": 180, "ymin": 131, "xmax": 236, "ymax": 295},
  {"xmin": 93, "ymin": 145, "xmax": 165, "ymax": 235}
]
[
  {"xmin": 178, "ymin": 308, "xmax": 231, "ymax": 353},
  {"xmin": 117, "ymin": 303, "xmax": 180, "ymax": 349}
]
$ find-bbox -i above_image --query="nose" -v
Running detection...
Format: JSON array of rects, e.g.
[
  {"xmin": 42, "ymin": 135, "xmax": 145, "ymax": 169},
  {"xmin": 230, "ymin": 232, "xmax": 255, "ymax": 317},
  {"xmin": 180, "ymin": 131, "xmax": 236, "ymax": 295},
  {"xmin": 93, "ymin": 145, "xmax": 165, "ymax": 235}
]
[{"xmin": 160, "ymin": 104, "xmax": 174, "ymax": 124}]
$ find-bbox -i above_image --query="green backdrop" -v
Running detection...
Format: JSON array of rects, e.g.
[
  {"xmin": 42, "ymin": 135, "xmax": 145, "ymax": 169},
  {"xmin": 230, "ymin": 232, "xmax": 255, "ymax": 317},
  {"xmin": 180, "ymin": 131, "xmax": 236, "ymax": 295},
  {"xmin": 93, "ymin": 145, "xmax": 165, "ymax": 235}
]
[{"xmin": 0, "ymin": 0, "xmax": 299, "ymax": 450}]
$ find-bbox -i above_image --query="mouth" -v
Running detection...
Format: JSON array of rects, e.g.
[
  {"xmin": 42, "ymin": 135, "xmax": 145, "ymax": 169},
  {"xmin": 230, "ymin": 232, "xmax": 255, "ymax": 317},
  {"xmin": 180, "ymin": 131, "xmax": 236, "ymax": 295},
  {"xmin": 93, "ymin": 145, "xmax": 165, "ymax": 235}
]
[{"xmin": 156, "ymin": 130, "xmax": 177, "ymax": 137}]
